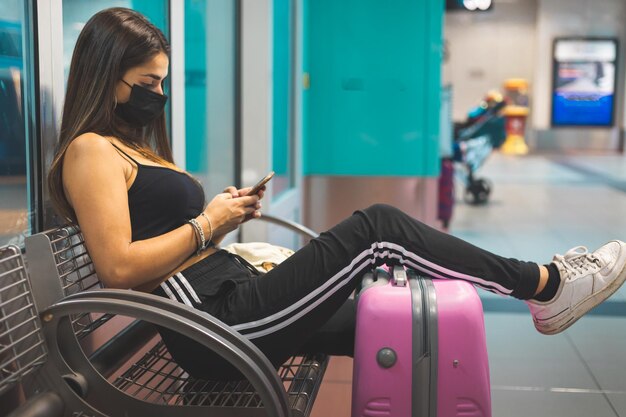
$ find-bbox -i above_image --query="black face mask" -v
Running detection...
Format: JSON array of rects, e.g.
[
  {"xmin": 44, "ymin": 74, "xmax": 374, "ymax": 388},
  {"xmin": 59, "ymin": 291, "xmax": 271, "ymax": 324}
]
[{"xmin": 115, "ymin": 80, "xmax": 168, "ymax": 127}]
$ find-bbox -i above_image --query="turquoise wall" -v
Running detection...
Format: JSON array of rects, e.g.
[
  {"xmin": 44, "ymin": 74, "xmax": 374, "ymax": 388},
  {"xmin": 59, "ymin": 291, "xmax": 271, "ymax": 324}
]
[
  {"xmin": 131, "ymin": 0, "xmax": 167, "ymax": 32},
  {"xmin": 303, "ymin": 0, "xmax": 443, "ymax": 176},
  {"xmin": 184, "ymin": 0, "xmax": 207, "ymax": 172}
]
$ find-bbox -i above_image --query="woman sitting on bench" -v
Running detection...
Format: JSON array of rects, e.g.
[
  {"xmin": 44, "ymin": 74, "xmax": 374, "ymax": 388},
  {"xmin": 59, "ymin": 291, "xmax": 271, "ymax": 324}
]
[{"xmin": 48, "ymin": 7, "xmax": 626, "ymax": 378}]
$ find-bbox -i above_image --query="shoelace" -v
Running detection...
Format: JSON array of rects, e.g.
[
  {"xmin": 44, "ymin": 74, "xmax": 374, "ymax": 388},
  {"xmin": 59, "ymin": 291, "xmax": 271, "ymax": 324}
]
[{"xmin": 553, "ymin": 246, "xmax": 602, "ymax": 280}]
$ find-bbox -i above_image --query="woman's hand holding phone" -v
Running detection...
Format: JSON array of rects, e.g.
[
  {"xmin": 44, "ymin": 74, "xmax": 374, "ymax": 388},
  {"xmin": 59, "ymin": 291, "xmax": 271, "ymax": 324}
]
[
  {"xmin": 246, "ymin": 171, "xmax": 274, "ymax": 196},
  {"xmin": 223, "ymin": 186, "xmax": 266, "ymax": 200},
  {"xmin": 223, "ymin": 171, "xmax": 273, "ymax": 198},
  {"xmin": 221, "ymin": 171, "xmax": 273, "ymax": 222},
  {"xmin": 203, "ymin": 192, "xmax": 260, "ymax": 238}
]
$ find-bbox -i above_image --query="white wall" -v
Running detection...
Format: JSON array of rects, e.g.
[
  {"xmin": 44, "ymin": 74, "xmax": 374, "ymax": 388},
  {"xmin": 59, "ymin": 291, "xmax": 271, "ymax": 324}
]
[
  {"xmin": 240, "ymin": 0, "xmax": 273, "ymax": 242},
  {"xmin": 444, "ymin": 0, "xmax": 626, "ymax": 151},
  {"xmin": 443, "ymin": 0, "xmax": 538, "ymax": 122}
]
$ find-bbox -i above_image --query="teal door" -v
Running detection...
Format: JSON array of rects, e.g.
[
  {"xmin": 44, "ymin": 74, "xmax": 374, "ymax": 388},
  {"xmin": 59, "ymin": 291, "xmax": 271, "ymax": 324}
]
[{"xmin": 303, "ymin": 0, "xmax": 443, "ymax": 177}]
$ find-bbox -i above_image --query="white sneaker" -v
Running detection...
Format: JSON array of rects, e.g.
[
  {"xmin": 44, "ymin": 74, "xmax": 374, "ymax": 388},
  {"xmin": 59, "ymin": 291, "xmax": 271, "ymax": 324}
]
[{"xmin": 526, "ymin": 240, "xmax": 626, "ymax": 335}]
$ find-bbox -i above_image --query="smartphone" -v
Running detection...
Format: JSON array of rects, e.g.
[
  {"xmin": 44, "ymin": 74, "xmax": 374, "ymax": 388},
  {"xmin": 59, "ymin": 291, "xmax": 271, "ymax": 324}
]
[{"xmin": 246, "ymin": 171, "xmax": 275, "ymax": 196}]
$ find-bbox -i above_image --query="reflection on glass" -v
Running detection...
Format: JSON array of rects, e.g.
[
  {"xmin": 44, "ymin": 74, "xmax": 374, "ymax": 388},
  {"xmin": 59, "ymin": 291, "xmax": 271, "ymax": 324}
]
[
  {"xmin": 63, "ymin": 0, "xmax": 168, "ymax": 77},
  {"xmin": 62, "ymin": 0, "xmax": 170, "ymax": 125},
  {"xmin": 184, "ymin": 0, "xmax": 236, "ymax": 198},
  {"xmin": 0, "ymin": 0, "xmax": 29, "ymax": 246}
]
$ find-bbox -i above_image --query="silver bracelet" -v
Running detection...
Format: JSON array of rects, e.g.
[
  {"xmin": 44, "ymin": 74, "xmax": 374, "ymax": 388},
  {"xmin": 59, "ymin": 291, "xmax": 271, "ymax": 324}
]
[
  {"xmin": 188, "ymin": 218, "xmax": 205, "ymax": 255},
  {"xmin": 199, "ymin": 212, "xmax": 213, "ymax": 244},
  {"xmin": 187, "ymin": 220, "xmax": 200, "ymax": 246}
]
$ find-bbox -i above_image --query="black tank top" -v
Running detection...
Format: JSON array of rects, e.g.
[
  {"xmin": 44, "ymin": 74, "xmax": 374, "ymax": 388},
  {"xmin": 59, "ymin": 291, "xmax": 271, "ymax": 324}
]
[{"xmin": 111, "ymin": 144, "xmax": 205, "ymax": 241}]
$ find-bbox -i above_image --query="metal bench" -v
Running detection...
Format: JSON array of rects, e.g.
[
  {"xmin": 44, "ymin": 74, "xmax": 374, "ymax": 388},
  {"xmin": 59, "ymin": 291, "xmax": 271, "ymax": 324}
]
[
  {"xmin": 2, "ymin": 216, "xmax": 328, "ymax": 417},
  {"xmin": 0, "ymin": 245, "xmax": 55, "ymax": 416}
]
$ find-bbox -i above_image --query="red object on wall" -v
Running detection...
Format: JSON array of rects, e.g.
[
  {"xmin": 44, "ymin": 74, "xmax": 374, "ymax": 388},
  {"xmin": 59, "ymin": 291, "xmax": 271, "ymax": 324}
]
[{"xmin": 438, "ymin": 158, "xmax": 455, "ymax": 230}]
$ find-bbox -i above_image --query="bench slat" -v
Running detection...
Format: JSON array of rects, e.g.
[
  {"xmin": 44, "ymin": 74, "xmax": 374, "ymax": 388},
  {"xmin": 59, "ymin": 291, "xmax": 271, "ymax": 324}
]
[{"xmin": 0, "ymin": 245, "xmax": 47, "ymax": 397}]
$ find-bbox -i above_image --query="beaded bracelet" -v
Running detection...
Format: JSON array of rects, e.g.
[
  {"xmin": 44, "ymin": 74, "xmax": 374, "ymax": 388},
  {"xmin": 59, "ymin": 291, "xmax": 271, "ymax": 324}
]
[{"xmin": 188, "ymin": 218, "xmax": 205, "ymax": 256}]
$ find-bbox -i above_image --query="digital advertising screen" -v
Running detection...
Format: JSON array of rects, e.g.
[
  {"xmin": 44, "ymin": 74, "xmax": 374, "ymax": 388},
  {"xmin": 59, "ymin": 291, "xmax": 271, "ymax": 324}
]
[{"xmin": 551, "ymin": 38, "xmax": 618, "ymax": 127}]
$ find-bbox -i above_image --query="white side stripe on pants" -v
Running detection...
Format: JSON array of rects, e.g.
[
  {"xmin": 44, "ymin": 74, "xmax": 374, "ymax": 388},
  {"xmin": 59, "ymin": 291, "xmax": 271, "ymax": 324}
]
[
  {"xmin": 231, "ymin": 245, "xmax": 375, "ymax": 333},
  {"xmin": 160, "ymin": 280, "xmax": 178, "ymax": 302},
  {"xmin": 383, "ymin": 241, "xmax": 512, "ymax": 295},
  {"xmin": 160, "ymin": 273, "xmax": 202, "ymax": 307},
  {"xmin": 232, "ymin": 241, "xmax": 511, "ymax": 339},
  {"xmin": 235, "ymin": 258, "xmax": 372, "ymax": 339},
  {"xmin": 176, "ymin": 273, "xmax": 202, "ymax": 304}
]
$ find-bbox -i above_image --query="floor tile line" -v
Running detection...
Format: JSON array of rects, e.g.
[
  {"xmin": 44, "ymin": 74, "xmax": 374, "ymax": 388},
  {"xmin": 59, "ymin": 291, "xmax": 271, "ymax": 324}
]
[
  {"xmin": 481, "ymin": 297, "xmax": 626, "ymax": 316},
  {"xmin": 549, "ymin": 157, "xmax": 626, "ymax": 194},
  {"xmin": 492, "ymin": 385, "xmax": 626, "ymax": 395},
  {"xmin": 565, "ymin": 332, "xmax": 621, "ymax": 417}
]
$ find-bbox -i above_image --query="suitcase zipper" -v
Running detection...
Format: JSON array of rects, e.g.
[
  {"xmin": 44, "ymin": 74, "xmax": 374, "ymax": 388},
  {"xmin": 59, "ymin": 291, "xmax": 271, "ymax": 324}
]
[{"xmin": 408, "ymin": 270, "xmax": 439, "ymax": 417}]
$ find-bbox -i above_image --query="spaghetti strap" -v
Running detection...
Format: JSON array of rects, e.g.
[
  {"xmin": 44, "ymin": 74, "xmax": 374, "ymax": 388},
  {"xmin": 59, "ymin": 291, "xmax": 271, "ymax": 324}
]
[{"xmin": 110, "ymin": 142, "xmax": 141, "ymax": 165}]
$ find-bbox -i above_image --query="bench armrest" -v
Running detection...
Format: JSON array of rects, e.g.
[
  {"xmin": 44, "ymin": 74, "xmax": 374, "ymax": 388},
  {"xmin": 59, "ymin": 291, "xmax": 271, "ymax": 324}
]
[
  {"xmin": 5, "ymin": 392, "xmax": 64, "ymax": 417},
  {"xmin": 40, "ymin": 289, "xmax": 291, "ymax": 417},
  {"xmin": 258, "ymin": 214, "xmax": 319, "ymax": 240}
]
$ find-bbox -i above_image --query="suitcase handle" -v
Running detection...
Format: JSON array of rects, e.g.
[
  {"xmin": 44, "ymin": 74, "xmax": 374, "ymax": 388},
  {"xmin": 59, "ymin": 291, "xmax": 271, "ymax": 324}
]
[
  {"xmin": 356, "ymin": 268, "xmax": 391, "ymax": 299},
  {"xmin": 392, "ymin": 266, "xmax": 407, "ymax": 287}
]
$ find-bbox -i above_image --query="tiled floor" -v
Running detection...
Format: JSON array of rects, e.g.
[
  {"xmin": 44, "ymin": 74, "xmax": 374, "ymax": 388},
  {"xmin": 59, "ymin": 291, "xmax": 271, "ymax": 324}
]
[
  {"xmin": 312, "ymin": 151, "xmax": 626, "ymax": 417},
  {"xmin": 465, "ymin": 152, "xmax": 626, "ymax": 417}
]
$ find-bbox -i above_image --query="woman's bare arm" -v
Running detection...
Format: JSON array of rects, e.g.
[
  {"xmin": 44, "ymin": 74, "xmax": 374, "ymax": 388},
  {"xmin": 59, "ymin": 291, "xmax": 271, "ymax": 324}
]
[{"xmin": 62, "ymin": 133, "xmax": 258, "ymax": 289}]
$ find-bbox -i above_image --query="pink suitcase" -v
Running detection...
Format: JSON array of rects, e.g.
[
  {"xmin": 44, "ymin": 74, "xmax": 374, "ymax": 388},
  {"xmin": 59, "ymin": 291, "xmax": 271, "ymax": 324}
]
[{"xmin": 352, "ymin": 267, "xmax": 491, "ymax": 417}]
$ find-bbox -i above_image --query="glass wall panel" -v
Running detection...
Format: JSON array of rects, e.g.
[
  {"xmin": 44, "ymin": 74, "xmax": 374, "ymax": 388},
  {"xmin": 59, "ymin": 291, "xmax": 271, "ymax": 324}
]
[
  {"xmin": 0, "ymin": 0, "xmax": 34, "ymax": 246},
  {"xmin": 63, "ymin": 0, "xmax": 169, "ymax": 76},
  {"xmin": 272, "ymin": 0, "xmax": 294, "ymax": 197},
  {"xmin": 185, "ymin": 0, "xmax": 208, "ymax": 175},
  {"xmin": 51, "ymin": 1, "xmax": 237, "ymax": 231},
  {"xmin": 184, "ymin": 0, "xmax": 237, "ymax": 197}
]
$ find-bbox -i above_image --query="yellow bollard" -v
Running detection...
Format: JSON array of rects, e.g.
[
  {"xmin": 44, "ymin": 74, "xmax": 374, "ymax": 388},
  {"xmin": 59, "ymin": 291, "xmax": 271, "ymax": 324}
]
[
  {"xmin": 501, "ymin": 79, "xmax": 530, "ymax": 155},
  {"xmin": 501, "ymin": 105, "xmax": 529, "ymax": 155}
]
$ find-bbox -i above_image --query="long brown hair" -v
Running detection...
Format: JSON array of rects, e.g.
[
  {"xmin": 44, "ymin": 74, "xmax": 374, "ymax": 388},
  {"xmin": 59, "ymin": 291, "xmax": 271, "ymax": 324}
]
[{"xmin": 48, "ymin": 7, "xmax": 171, "ymax": 223}]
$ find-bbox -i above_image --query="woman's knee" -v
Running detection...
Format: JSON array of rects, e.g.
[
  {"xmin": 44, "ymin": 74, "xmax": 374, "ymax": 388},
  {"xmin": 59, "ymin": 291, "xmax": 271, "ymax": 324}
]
[
  {"xmin": 360, "ymin": 203, "xmax": 425, "ymax": 233},
  {"xmin": 362, "ymin": 203, "xmax": 402, "ymax": 219}
]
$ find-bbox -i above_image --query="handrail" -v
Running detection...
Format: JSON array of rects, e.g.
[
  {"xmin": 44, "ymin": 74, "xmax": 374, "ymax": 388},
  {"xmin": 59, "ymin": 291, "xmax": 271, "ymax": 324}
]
[{"xmin": 258, "ymin": 214, "xmax": 319, "ymax": 240}]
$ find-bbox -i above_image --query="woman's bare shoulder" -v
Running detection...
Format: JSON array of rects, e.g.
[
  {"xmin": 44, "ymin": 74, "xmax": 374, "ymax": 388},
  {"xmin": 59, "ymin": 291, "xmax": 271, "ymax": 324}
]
[
  {"xmin": 62, "ymin": 133, "xmax": 128, "ymax": 199},
  {"xmin": 66, "ymin": 132, "xmax": 115, "ymax": 158},
  {"xmin": 67, "ymin": 132, "xmax": 113, "ymax": 153}
]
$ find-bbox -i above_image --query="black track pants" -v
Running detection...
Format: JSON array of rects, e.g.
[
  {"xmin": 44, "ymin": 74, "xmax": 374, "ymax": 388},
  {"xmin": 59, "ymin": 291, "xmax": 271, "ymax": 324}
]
[{"xmin": 157, "ymin": 204, "xmax": 540, "ymax": 379}]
